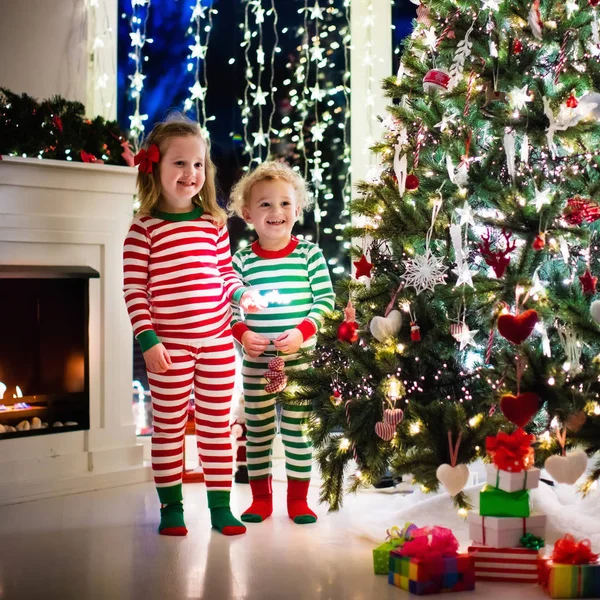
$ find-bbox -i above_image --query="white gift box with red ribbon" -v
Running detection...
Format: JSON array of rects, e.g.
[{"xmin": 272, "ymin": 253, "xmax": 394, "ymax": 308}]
[
  {"xmin": 468, "ymin": 513, "xmax": 547, "ymax": 548},
  {"xmin": 485, "ymin": 465, "xmax": 541, "ymax": 493}
]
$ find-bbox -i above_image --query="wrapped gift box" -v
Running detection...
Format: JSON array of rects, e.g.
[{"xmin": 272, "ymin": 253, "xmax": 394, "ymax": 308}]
[
  {"xmin": 373, "ymin": 539, "xmax": 404, "ymax": 574},
  {"xmin": 539, "ymin": 560, "xmax": 600, "ymax": 598},
  {"xmin": 389, "ymin": 550, "xmax": 475, "ymax": 595},
  {"xmin": 486, "ymin": 465, "xmax": 541, "ymax": 493},
  {"xmin": 467, "ymin": 545, "xmax": 542, "ymax": 582},
  {"xmin": 480, "ymin": 485, "xmax": 530, "ymax": 518},
  {"xmin": 468, "ymin": 513, "xmax": 546, "ymax": 548}
]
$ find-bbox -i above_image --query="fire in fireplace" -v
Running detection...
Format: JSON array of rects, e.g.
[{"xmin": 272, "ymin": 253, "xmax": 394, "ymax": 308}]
[{"xmin": 0, "ymin": 265, "xmax": 98, "ymax": 438}]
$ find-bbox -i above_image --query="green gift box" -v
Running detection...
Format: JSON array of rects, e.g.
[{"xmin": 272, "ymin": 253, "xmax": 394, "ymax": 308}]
[
  {"xmin": 373, "ymin": 523, "xmax": 418, "ymax": 574},
  {"xmin": 480, "ymin": 484, "xmax": 530, "ymax": 518}
]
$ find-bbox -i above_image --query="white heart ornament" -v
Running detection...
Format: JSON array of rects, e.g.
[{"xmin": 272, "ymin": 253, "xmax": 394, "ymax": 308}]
[
  {"xmin": 436, "ymin": 463, "xmax": 470, "ymax": 497},
  {"xmin": 370, "ymin": 310, "xmax": 403, "ymax": 342},
  {"xmin": 591, "ymin": 300, "xmax": 600, "ymax": 325},
  {"xmin": 544, "ymin": 450, "xmax": 588, "ymax": 485},
  {"xmin": 375, "ymin": 421, "xmax": 396, "ymax": 441}
]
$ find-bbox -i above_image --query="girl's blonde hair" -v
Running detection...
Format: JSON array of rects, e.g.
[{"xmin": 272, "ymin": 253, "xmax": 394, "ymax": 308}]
[
  {"xmin": 135, "ymin": 116, "xmax": 226, "ymax": 225},
  {"xmin": 228, "ymin": 160, "xmax": 313, "ymax": 219}
]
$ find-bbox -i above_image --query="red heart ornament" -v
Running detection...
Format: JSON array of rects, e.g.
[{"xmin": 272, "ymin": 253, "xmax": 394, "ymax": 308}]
[
  {"xmin": 500, "ymin": 392, "xmax": 541, "ymax": 428},
  {"xmin": 497, "ymin": 309, "xmax": 538, "ymax": 345},
  {"xmin": 384, "ymin": 408, "xmax": 404, "ymax": 427}
]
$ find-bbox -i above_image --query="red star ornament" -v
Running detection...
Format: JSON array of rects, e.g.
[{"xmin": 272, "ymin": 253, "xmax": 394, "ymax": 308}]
[
  {"xmin": 580, "ymin": 269, "xmax": 598, "ymax": 295},
  {"xmin": 353, "ymin": 254, "xmax": 373, "ymax": 279}
]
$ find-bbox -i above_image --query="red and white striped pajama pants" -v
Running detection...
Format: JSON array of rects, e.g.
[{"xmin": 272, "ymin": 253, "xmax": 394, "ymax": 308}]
[{"xmin": 147, "ymin": 328, "xmax": 236, "ymax": 492}]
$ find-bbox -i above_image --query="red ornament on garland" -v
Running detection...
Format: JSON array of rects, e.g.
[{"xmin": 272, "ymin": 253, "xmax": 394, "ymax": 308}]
[
  {"xmin": 353, "ymin": 254, "xmax": 374, "ymax": 279},
  {"xmin": 532, "ymin": 233, "xmax": 546, "ymax": 251},
  {"xmin": 513, "ymin": 39, "xmax": 523, "ymax": 54},
  {"xmin": 566, "ymin": 94, "xmax": 578, "ymax": 109},
  {"xmin": 405, "ymin": 174, "xmax": 420, "ymax": 191},
  {"xmin": 563, "ymin": 197, "xmax": 600, "ymax": 225},
  {"xmin": 497, "ymin": 309, "xmax": 539, "ymax": 345},
  {"xmin": 410, "ymin": 322, "xmax": 421, "ymax": 342},
  {"xmin": 579, "ymin": 269, "xmax": 598, "ymax": 295}
]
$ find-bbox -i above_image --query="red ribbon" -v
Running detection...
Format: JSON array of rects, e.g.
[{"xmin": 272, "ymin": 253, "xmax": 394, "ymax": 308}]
[
  {"xmin": 551, "ymin": 534, "xmax": 599, "ymax": 565},
  {"xmin": 486, "ymin": 428, "xmax": 534, "ymax": 472},
  {"xmin": 398, "ymin": 526, "xmax": 459, "ymax": 561},
  {"xmin": 134, "ymin": 143, "xmax": 160, "ymax": 173}
]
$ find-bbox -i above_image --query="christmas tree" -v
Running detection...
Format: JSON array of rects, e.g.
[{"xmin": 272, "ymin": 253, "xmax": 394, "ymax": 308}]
[{"xmin": 287, "ymin": 0, "xmax": 600, "ymax": 511}]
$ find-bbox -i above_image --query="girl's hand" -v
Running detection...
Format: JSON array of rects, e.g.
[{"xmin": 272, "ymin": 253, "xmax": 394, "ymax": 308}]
[
  {"xmin": 273, "ymin": 329, "xmax": 303, "ymax": 355},
  {"xmin": 241, "ymin": 331, "xmax": 270, "ymax": 358},
  {"xmin": 240, "ymin": 290, "xmax": 267, "ymax": 313},
  {"xmin": 143, "ymin": 343, "xmax": 172, "ymax": 373}
]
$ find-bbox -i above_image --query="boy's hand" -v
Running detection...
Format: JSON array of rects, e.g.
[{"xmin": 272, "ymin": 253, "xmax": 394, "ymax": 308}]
[
  {"xmin": 143, "ymin": 343, "xmax": 172, "ymax": 373},
  {"xmin": 240, "ymin": 289, "xmax": 267, "ymax": 313},
  {"xmin": 273, "ymin": 329, "xmax": 303, "ymax": 354},
  {"xmin": 241, "ymin": 331, "xmax": 270, "ymax": 358}
]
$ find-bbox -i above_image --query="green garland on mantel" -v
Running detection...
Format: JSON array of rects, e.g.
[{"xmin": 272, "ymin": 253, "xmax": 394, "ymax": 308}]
[{"xmin": 0, "ymin": 88, "xmax": 134, "ymax": 167}]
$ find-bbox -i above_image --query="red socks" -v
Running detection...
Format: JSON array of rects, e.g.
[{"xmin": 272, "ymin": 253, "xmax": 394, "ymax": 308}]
[
  {"xmin": 287, "ymin": 479, "xmax": 317, "ymax": 524},
  {"xmin": 241, "ymin": 476, "xmax": 273, "ymax": 523}
]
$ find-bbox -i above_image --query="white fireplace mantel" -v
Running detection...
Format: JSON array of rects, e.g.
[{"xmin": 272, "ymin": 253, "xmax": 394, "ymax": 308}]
[{"xmin": 0, "ymin": 156, "xmax": 150, "ymax": 505}]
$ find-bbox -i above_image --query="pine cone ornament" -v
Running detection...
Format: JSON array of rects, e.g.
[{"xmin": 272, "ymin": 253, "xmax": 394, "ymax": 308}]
[{"xmin": 263, "ymin": 357, "xmax": 288, "ymax": 394}]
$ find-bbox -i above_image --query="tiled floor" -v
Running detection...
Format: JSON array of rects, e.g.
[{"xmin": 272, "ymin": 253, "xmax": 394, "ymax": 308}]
[{"xmin": 0, "ymin": 475, "xmax": 550, "ymax": 600}]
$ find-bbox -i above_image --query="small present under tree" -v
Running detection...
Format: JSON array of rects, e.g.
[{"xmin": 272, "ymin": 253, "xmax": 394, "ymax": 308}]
[{"xmin": 286, "ymin": 0, "xmax": 600, "ymax": 511}]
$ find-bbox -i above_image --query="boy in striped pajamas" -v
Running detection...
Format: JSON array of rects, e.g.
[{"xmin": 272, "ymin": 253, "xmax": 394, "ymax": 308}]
[
  {"xmin": 123, "ymin": 117, "xmax": 264, "ymax": 537},
  {"xmin": 228, "ymin": 161, "xmax": 335, "ymax": 524}
]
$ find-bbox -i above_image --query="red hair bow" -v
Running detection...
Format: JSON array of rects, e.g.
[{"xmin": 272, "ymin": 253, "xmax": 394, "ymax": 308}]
[
  {"xmin": 134, "ymin": 143, "xmax": 160, "ymax": 173},
  {"xmin": 486, "ymin": 428, "xmax": 534, "ymax": 472},
  {"xmin": 551, "ymin": 534, "xmax": 599, "ymax": 565}
]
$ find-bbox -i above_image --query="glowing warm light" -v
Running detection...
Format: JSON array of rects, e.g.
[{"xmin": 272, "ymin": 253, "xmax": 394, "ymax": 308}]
[
  {"xmin": 0, "ymin": 382, "xmax": 5, "ymax": 401},
  {"xmin": 458, "ymin": 508, "xmax": 468, "ymax": 518},
  {"xmin": 468, "ymin": 414, "xmax": 483, "ymax": 428},
  {"xmin": 410, "ymin": 421, "xmax": 421, "ymax": 435},
  {"xmin": 339, "ymin": 437, "xmax": 351, "ymax": 451},
  {"xmin": 262, "ymin": 290, "xmax": 291, "ymax": 305}
]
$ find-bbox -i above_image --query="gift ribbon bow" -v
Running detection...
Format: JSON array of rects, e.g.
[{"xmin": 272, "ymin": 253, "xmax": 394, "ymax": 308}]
[
  {"xmin": 134, "ymin": 143, "xmax": 160, "ymax": 173},
  {"xmin": 398, "ymin": 526, "xmax": 459, "ymax": 560},
  {"xmin": 551, "ymin": 534, "xmax": 599, "ymax": 565},
  {"xmin": 386, "ymin": 522, "xmax": 418, "ymax": 543},
  {"xmin": 521, "ymin": 533, "xmax": 545, "ymax": 550},
  {"xmin": 486, "ymin": 428, "xmax": 534, "ymax": 472}
]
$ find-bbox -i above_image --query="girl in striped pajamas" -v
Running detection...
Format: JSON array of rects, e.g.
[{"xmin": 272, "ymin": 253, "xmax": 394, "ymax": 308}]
[
  {"xmin": 123, "ymin": 118, "xmax": 264, "ymax": 537},
  {"xmin": 228, "ymin": 161, "xmax": 335, "ymax": 524}
]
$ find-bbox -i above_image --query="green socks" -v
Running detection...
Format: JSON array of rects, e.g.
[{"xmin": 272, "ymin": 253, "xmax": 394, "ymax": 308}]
[
  {"xmin": 157, "ymin": 485, "xmax": 187, "ymax": 536},
  {"xmin": 208, "ymin": 491, "xmax": 246, "ymax": 536}
]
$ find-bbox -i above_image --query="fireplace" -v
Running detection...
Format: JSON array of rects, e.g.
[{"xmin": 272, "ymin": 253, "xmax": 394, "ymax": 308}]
[{"xmin": 0, "ymin": 265, "xmax": 98, "ymax": 439}]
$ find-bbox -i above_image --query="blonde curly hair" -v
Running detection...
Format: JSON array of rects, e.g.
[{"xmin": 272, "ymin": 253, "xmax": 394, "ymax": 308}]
[
  {"xmin": 228, "ymin": 160, "xmax": 313, "ymax": 219},
  {"xmin": 135, "ymin": 115, "xmax": 226, "ymax": 225}
]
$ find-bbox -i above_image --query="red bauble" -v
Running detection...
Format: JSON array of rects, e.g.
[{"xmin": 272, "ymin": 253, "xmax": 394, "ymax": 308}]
[
  {"xmin": 337, "ymin": 320, "xmax": 359, "ymax": 343},
  {"xmin": 566, "ymin": 94, "xmax": 578, "ymax": 109},
  {"xmin": 410, "ymin": 322, "xmax": 421, "ymax": 342},
  {"xmin": 405, "ymin": 174, "xmax": 420, "ymax": 191},
  {"xmin": 497, "ymin": 309, "xmax": 538, "ymax": 345},
  {"xmin": 513, "ymin": 39, "xmax": 523, "ymax": 54},
  {"xmin": 532, "ymin": 233, "xmax": 546, "ymax": 251},
  {"xmin": 590, "ymin": 0, "xmax": 600, "ymax": 7},
  {"xmin": 580, "ymin": 269, "xmax": 598, "ymax": 295},
  {"xmin": 500, "ymin": 392, "xmax": 541, "ymax": 428}
]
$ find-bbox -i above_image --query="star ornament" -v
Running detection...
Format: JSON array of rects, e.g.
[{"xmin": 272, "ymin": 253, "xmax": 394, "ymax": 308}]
[
  {"xmin": 403, "ymin": 250, "xmax": 448, "ymax": 295},
  {"xmin": 353, "ymin": 254, "xmax": 374, "ymax": 279},
  {"xmin": 455, "ymin": 201, "xmax": 476, "ymax": 228},
  {"xmin": 251, "ymin": 87, "xmax": 267, "ymax": 106},
  {"xmin": 508, "ymin": 85, "xmax": 533, "ymax": 110},
  {"xmin": 456, "ymin": 324, "xmax": 479, "ymax": 350},
  {"xmin": 534, "ymin": 187, "xmax": 553, "ymax": 212},
  {"xmin": 453, "ymin": 263, "xmax": 476, "ymax": 288},
  {"xmin": 189, "ymin": 81, "xmax": 207, "ymax": 101},
  {"xmin": 580, "ymin": 269, "xmax": 598, "ymax": 295},
  {"xmin": 481, "ymin": 0, "xmax": 501, "ymax": 10}
]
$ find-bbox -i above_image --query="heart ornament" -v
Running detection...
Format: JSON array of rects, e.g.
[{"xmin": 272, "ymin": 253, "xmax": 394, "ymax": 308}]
[
  {"xmin": 498, "ymin": 309, "xmax": 539, "ymax": 345},
  {"xmin": 375, "ymin": 421, "xmax": 396, "ymax": 441},
  {"xmin": 544, "ymin": 450, "xmax": 588, "ymax": 485},
  {"xmin": 499, "ymin": 392, "xmax": 541, "ymax": 428},
  {"xmin": 370, "ymin": 310, "xmax": 403, "ymax": 342},
  {"xmin": 591, "ymin": 300, "xmax": 600, "ymax": 325},
  {"xmin": 436, "ymin": 464, "xmax": 470, "ymax": 497},
  {"xmin": 384, "ymin": 408, "xmax": 404, "ymax": 427},
  {"xmin": 263, "ymin": 357, "xmax": 288, "ymax": 394}
]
